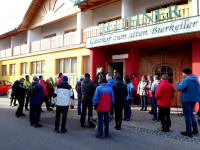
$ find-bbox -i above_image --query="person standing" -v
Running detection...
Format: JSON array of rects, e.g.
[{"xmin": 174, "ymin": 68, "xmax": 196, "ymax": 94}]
[
  {"xmin": 147, "ymin": 75, "xmax": 154, "ymax": 114},
  {"xmin": 95, "ymin": 67, "xmax": 106, "ymax": 85},
  {"xmin": 56, "ymin": 73, "xmax": 63, "ymax": 86},
  {"xmin": 156, "ymin": 74, "xmax": 174, "ymax": 132},
  {"xmin": 176, "ymin": 68, "xmax": 200, "ymax": 137},
  {"xmin": 113, "ymin": 70, "xmax": 120, "ymax": 80},
  {"xmin": 113, "ymin": 76, "xmax": 128, "ymax": 130},
  {"xmin": 29, "ymin": 76, "xmax": 44, "ymax": 127},
  {"xmin": 75, "ymin": 76, "xmax": 84, "ymax": 115},
  {"xmin": 151, "ymin": 75, "xmax": 160, "ymax": 121},
  {"xmin": 54, "ymin": 76, "xmax": 74, "ymax": 133},
  {"xmin": 39, "ymin": 75, "xmax": 52, "ymax": 111},
  {"xmin": 138, "ymin": 75, "xmax": 149, "ymax": 111},
  {"xmin": 132, "ymin": 73, "xmax": 139, "ymax": 105},
  {"xmin": 80, "ymin": 73, "xmax": 96, "ymax": 128},
  {"xmin": 13, "ymin": 78, "xmax": 26, "ymax": 118},
  {"xmin": 93, "ymin": 78, "xmax": 115, "ymax": 138},
  {"xmin": 24, "ymin": 75, "xmax": 31, "ymax": 111},
  {"xmin": 46, "ymin": 79, "xmax": 55, "ymax": 108},
  {"xmin": 124, "ymin": 75, "xmax": 134, "ymax": 121}
]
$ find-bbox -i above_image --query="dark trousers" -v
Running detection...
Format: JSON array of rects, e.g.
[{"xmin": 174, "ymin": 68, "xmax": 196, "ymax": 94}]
[
  {"xmin": 98, "ymin": 112, "xmax": 109, "ymax": 136},
  {"xmin": 141, "ymin": 96, "xmax": 147, "ymax": 111},
  {"xmin": 25, "ymin": 94, "xmax": 30, "ymax": 109},
  {"xmin": 10, "ymin": 93, "xmax": 17, "ymax": 106},
  {"xmin": 44, "ymin": 96, "xmax": 50, "ymax": 110},
  {"xmin": 114, "ymin": 104, "xmax": 123, "ymax": 128},
  {"xmin": 30, "ymin": 104, "xmax": 41, "ymax": 125},
  {"xmin": 78, "ymin": 98, "xmax": 82, "ymax": 115},
  {"xmin": 152, "ymin": 96, "xmax": 158, "ymax": 119},
  {"xmin": 134, "ymin": 91, "xmax": 140, "ymax": 105},
  {"xmin": 159, "ymin": 107, "xmax": 171, "ymax": 130},
  {"xmin": 55, "ymin": 106, "xmax": 69, "ymax": 130},
  {"xmin": 182, "ymin": 102, "xmax": 198, "ymax": 134},
  {"xmin": 16, "ymin": 95, "xmax": 25, "ymax": 116},
  {"xmin": 124, "ymin": 100, "xmax": 132, "ymax": 120},
  {"xmin": 80, "ymin": 100, "xmax": 93, "ymax": 126}
]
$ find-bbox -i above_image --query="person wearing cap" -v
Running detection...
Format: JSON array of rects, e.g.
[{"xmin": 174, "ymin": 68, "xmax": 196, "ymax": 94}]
[
  {"xmin": 177, "ymin": 68, "xmax": 200, "ymax": 137},
  {"xmin": 28, "ymin": 76, "xmax": 44, "ymax": 127},
  {"xmin": 93, "ymin": 78, "xmax": 115, "ymax": 138},
  {"xmin": 12, "ymin": 78, "xmax": 26, "ymax": 118},
  {"xmin": 75, "ymin": 76, "xmax": 84, "ymax": 115},
  {"xmin": 80, "ymin": 73, "xmax": 96, "ymax": 128},
  {"xmin": 156, "ymin": 74, "xmax": 174, "ymax": 132},
  {"xmin": 54, "ymin": 76, "xmax": 74, "ymax": 133}
]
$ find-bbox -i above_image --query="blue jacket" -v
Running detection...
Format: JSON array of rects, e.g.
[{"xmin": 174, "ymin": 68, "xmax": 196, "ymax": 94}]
[
  {"xmin": 126, "ymin": 83, "xmax": 134, "ymax": 100},
  {"xmin": 107, "ymin": 79, "xmax": 116, "ymax": 87},
  {"xmin": 93, "ymin": 83, "xmax": 115, "ymax": 112},
  {"xmin": 29, "ymin": 82, "xmax": 45, "ymax": 105},
  {"xmin": 176, "ymin": 75, "xmax": 200, "ymax": 103}
]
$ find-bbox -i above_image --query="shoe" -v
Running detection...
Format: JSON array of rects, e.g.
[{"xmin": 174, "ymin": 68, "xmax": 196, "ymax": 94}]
[
  {"xmin": 126, "ymin": 119, "xmax": 130, "ymax": 121},
  {"xmin": 140, "ymin": 109, "xmax": 143, "ymax": 111},
  {"xmin": 47, "ymin": 108, "xmax": 53, "ymax": 111},
  {"xmin": 25, "ymin": 108, "xmax": 29, "ymax": 111},
  {"xmin": 20, "ymin": 113, "xmax": 26, "ymax": 117},
  {"xmin": 89, "ymin": 123, "xmax": 96, "ymax": 128},
  {"xmin": 193, "ymin": 130, "xmax": 199, "ymax": 135},
  {"xmin": 14, "ymin": 104, "xmax": 18, "ymax": 106},
  {"xmin": 95, "ymin": 134, "xmax": 103, "ymax": 139},
  {"xmin": 181, "ymin": 131, "xmax": 193, "ymax": 138},
  {"xmin": 34, "ymin": 123, "xmax": 42, "ymax": 128},
  {"xmin": 78, "ymin": 113, "xmax": 81, "ymax": 115},
  {"xmin": 54, "ymin": 128, "xmax": 60, "ymax": 133},
  {"xmin": 15, "ymin": 114, "xmax": 20, "ymax": 118},
  {"xmin": 115, "ymin": 126, "xmax": 121, "ymax": 130},
  {"xmin": 104, "ymin": 135, "xmax": 110, "ymax": 139},
  {"xmin": 149, "ymin": 111, "xmax": 153, "ymax": 114},
  {"xmin": 81, "ymin": 124, "xmax": 86, "ymax": 128},
  {"xmin": 61, "ymin": 128, "xmax": 68, "ymax": 133},
  {"xmin": 30, "ymin": 123, "xmax": 34, "ymax": 126}
]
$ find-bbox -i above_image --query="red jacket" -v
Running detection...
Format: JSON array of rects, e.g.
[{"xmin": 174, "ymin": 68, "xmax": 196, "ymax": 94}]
[
  {"xmin": 39, "ymin": 80, "xmax": 47, "ymax": 96},
  {"xmin": 132, "ymin": 77, "xmax": 139, "ymax": 92},
  {"xmin": 156, "ymin": 80, "xmax": 174, "ymax": 108}
]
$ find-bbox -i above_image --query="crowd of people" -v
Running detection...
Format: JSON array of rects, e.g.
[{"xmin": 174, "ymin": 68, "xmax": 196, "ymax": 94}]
[{"xmin": 9, "ymin": 68, "xmax": 200, "ymax": 139}]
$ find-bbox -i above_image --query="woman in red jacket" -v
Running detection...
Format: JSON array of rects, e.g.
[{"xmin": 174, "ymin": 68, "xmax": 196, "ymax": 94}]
[{"xmin": 156, "ymin": 74, "xmax": 174, "ymax": 132}]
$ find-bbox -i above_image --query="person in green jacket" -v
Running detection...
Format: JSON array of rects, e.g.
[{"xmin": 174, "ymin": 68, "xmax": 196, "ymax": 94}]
[{"xmin": 24, "ymin": 75, "xmax": 31, "ymax": 111}]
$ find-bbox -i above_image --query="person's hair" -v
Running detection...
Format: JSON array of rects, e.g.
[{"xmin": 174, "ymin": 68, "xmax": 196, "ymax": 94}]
[
  {"xmin": 84, "ymin": 73, "xmax": 90, "ymax": 78},
  {"xmin": 148, "ymin": 75, "xmax": 154, "ymax": 81},
  {"xmin": 25, "ymin": 75, "xmax": 29, "ymax": 79},
  {"xmin": 141, "ymin": 75, "xmax": 147, "ymax": 81},
  {"xmin": 161, "ymin": 74, "xmax": 168, "ymax": 80},
  {"xmin": 106, "ymin": 75, "xmax": 112, "ymax": 81},
  {"xmin": 133, "ymin": 73, "xmax": 137, "ymax": 77},
  {"xmin": 182, "ymin": 68, "xmax": 192, "ymax": 75},
  {"xmin": 39, "ymin": 75, "xmax": 43, "ymax": 79},
  {"xmin": 124, "ymin": 75, "xmax": 131, "ymax": 83},
  {"xmin": 116, "ymin": 75, "xmax": 122, "ymax": 81},
  {"xmin": 58, "ymin": 73, "xmax": 63, "ymax": 77},
  {"xmin": 153, "ymin": 75, "xmax": 159, "ymax": 80}
]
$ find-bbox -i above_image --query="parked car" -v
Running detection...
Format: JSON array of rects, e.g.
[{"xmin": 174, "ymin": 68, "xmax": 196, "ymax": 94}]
[{"xmin": 0, "ymin": 80, "xmax": 12, "ymax": 95}]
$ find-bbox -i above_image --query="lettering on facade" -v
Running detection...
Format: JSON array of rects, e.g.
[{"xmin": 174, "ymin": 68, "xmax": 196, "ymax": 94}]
[{"xmin": 87, "ymin": 16, "xmax": 200, "ymax": 48}]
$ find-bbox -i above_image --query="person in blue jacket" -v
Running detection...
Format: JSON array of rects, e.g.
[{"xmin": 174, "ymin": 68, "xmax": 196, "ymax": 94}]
[
  {"xmin": 93, "ymin": 78, "xmax": 115, "ymax": 139},
  {"xmin": 124, "ymin": 75, "xmax": 134, "ymax": 121},
  {"xmin": 28, "ymin": 76, "xmax": 44, "ymax": 128},
  {"xmin": 176, "ymin": 68, "xmax": 200, "ymax": 137}
]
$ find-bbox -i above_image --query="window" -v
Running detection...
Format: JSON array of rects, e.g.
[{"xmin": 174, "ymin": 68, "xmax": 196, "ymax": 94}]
[
  {"xmin": 1, "ymin": 65, "xmax": 7, "ymax": 76},
  {"xmin": 10, "ymin": 64, "xmax": 16, "ymax": 75},
  {"xmin": 57, "ymin": 57, "xmax": 77, "ymax": 74},
  {"xmin": 83, "ymin": 56, "xmax": 90, "ymax": 74},
  {"xmin": 43, "ymin": 33, "xmax": 56, "ymax": 39},
  {"xmin": 155, "ymin": 65, "xmax": 173, "ymax": 83},
  {"xmin": 21, "ymin": 63, "xmax": 28, "ymax": 75},
  {"xmin": 31, "ymin": 61, "xmax": 45, "ymax": 74}
]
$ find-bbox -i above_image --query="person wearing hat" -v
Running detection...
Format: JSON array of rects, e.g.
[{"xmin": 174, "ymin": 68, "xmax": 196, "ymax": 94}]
[
  {"xmin": 156, "ymin": 74, "xmax": 174, "ymax": 132},
  {"xmin": 177, "ymin": 68, "xmax": 200, "ymax": 137},
  {"xmin": 12, "ymin": 78, "xmax": 26, "ymax": 118},
  {"xmin": 54, "ymin": 76, "xmax": 74, "ymax": 133},
  {"xmin": 80, "ymin": 73, "xmax": 96, "ymax": 128},
  {"xmin": 29, "ymin": 76, "xmax": 44, "ymax": 127},
  {"xmin": 75, "ymin": 76, "xmax": 84, "ymax": 115}
]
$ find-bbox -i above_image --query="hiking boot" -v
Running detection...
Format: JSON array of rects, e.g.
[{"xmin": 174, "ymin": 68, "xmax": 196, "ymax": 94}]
[
  {"xmin": 54, "ymin": 128, "xmax": 60, "ymax": 133},
  {"xmin": 181, "ymin": 131, "xmax": 193, "ymax": 138},
  {"xmin": 61, "ymin": 128, "xmax": 68, "ymax": 134},
  {"xmin": 34, "ymin": 123, "xmax": 42, "ymax": 128},
  {"xmin": 193, "ymin": 129, "xmax": 199, "ymax": 135},
  {"xmin": 95, "ymin": 134, "xmax": 103, "ymax": 139}
]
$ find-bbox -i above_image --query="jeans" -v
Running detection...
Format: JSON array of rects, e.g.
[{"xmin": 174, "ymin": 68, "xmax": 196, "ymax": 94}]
[
  {"xmin": 97, "ymin": 112, "xmax": 109, "ymax": 136},
  {"xmin": 78, "ymin": 98, "xmax": 82, "ymax": 115},
  {"xmin": 152, "ymin": 96, "xmax": 158, "ymax": 119},
  {"xmin": 55, "ymin": 106, "xmax": 69, "ymax": 130},
  {"xmin": 182, "ymin": 102, "xmax": 198, "ymax": 134},
  {"xmin": 30, "ymin": 104, "xmax": 41, "ymax": 125},
  {"xmin": 124, "ymin": 100, "xmax": 132, "ymax": 120},
  {"xmin": 141, "ymin": 96, "xmax": 147, "ymax": 111},
  {"xmin": 159, "ymin": 107, "xmax": 171, "ymax": 130}
]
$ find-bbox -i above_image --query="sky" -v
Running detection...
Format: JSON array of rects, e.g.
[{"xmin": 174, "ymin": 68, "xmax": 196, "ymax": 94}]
[{"xmin": 0, "ymin": 0, "xmax": 32, "ymax": 35}]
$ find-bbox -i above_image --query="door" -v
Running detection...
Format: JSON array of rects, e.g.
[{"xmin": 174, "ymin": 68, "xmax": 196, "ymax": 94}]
[{"xmin": 109, "ymin": 62, "xmax": 124, "ymax": 77}]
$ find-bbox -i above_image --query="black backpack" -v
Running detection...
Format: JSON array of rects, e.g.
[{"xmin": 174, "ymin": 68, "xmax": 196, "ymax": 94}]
[{"xmin": 29, "ymin": 84, "xmax": 38, "ymax": 96}]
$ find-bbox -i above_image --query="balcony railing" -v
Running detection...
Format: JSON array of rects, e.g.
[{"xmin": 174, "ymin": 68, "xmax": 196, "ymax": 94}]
[
  {"xmin": 0, "ymin": 48, "xmax": 12, "ymax": 58},
  {"xmin": 13, "ymin": 44, "xmax": 29, "ymax": 56},
  {"xmin": 83, "ymin": 3, "xmax": 192, "ymax": 42},
  {"xmin": 31, "ymin": 32, "xmax": 79, "ymax": 52}
]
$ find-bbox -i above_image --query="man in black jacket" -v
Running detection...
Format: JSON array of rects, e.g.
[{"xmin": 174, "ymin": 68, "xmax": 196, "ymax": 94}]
[
  {"xmin": 113, "ymin": 76, "xmax": 128, "ymax": 130},
  {"xmin": 80, "ymin": 73, "xmax": 96, "ymax": 128},
  {"xmin": 12, "ymin": 78, "xmax": 26, "ymax": 117}
]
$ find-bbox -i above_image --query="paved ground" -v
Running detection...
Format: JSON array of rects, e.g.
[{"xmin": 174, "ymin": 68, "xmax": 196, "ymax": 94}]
[{"xmin": 0, "ymin": 96, "xmax": 200, "ymax": 150}]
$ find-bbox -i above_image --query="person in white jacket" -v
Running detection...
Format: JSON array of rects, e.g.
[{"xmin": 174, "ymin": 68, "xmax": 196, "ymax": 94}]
[{"xmin": 54, "ymin": 76, "xmax": 74, "ymax": 133}]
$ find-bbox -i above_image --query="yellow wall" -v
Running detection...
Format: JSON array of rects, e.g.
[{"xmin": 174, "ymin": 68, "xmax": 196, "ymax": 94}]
[{"xmin": 0, "ymin": 48, "xmax": 90, "ymax": 85}]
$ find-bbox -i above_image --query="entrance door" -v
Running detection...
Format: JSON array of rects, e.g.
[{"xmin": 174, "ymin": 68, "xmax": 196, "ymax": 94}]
[
  {"xmin": 155, "ymin": 65, "xmax": 174, "ymax": 83},
  {"xmin": 109, "ymin": 62, "xmax": 124, "ymax": 77}
]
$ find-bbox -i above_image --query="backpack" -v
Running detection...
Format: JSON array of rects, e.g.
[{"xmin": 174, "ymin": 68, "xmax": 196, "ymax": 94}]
[{"xmin": 29, "ymin": 84, "xmax": 38, "ymax": 96}]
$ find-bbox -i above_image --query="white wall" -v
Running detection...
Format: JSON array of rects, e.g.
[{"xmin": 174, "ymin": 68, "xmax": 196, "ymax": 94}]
[
  {"xmin": 0, "ymin": 38, "xmax": 11, "ymax": 50},
  {"xmin": 11, "ymin": 32, "xmax": 27, "ymax": 47},
  {"xmin": 28, "ymin": 28, "xmax": 42, "ymax": 43},
  {"xmin": 122, "ymin": 0, "xmax": 135, "ymax": 18},
  {"xmin": 41, "ymin": 16, "xmax": 77, "ymax": 38},
  {"xmin": 92, "ymin": 1, "xmax": 121, "ymax": 25}
]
